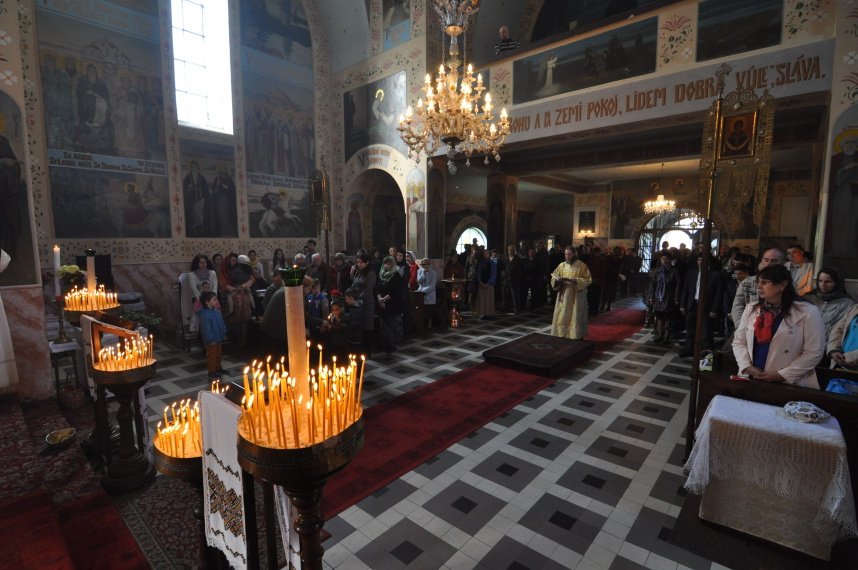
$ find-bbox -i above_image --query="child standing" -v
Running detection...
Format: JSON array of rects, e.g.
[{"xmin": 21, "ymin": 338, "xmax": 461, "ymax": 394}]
[{"xmin": 198, "ymin": 291, "xmax": 227, "ymax": 377}]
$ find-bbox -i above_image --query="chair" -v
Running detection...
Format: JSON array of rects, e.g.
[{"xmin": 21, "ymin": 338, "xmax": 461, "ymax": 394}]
[{"xmin": 176, "ymin": 272, "xmax": 202, "ymax": 352}]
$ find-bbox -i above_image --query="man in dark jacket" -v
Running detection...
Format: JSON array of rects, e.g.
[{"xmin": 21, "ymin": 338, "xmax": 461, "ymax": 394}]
[
  {"xmin": 678, "ymin": 255, "xmax": 723, "ymax": 357},
  {"xmin": 547, "ymin": 244, "xmax": 564, "ymax": 305}
]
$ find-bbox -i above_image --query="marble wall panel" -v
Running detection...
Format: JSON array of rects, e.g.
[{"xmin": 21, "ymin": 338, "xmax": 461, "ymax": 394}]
[
  {"xmin": 112, "ymin": 262, "xmax": 187, "ymax": 334},
  {"xmin": 2, "ymin": 286, "xmax": 51, "ymax": 399}
]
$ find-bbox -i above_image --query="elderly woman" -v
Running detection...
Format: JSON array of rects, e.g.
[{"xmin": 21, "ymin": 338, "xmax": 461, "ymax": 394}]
[
  {"xmin": 222, "ymin": 253, "xmax": 255, "ymax": 347},
  {"xmin": 733, "ymin": 265, "xmax": 825, "ymax": 388},
  {"xmin": 804, "ymin": 267, "xmax": 854, "ymax": 344},
  {"xmin": 827, "ymin": 302, "xmax": 858, "ymax": 371}
]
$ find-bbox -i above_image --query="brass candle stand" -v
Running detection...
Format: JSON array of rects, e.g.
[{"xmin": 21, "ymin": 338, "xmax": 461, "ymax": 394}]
[{"xmin": 237, "ymin": 417, "xmax": 364, "ymax": 570}]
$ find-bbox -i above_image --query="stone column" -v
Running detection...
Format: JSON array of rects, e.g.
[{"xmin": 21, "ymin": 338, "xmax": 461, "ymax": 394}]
[{"xmin": 487, "ymin": 174, "xmax": 518, "ymax": 251}]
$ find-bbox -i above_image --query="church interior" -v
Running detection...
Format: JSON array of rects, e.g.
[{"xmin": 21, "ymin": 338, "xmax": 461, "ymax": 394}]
[{"xmin": 1, "ymin": 0, "xmax": 858, "ymax": 568}]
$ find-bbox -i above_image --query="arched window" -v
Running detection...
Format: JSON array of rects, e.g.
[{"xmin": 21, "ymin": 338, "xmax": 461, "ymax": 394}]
[
  {"xmin": 454, "ymin": 227, "xmax": 487, "ymax": 255},
  {"xmin": 638, "ymin": 209, "xmax": 720, "ymax": 272}
]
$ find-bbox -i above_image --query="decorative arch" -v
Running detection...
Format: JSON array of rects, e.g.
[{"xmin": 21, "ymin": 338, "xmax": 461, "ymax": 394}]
[
  {"xmin": 343, "ymin": 167, "xmax": 406, "ymax": 252},
  {"xmin": 629, "ymin": 204, "xmax": 729, "ymax": 244},
  {"xmin": 448, "ymin": 215, "xmax": 487, "ymax": 256}
]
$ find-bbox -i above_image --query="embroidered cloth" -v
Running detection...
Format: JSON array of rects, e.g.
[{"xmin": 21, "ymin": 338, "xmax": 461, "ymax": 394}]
[
  {"xmin": 684, "ymin": 395, "xmax": 857, "ymax": 545},
  {"xmin": 200, "ymin": 390, "xmax": 247, "ymax": 569}
]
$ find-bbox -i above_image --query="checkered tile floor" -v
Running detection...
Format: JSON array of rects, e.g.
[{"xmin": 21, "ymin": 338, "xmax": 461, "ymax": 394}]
[{"xmin": 137, "ymin": 296, "xmax": 726, "ymax": 570}]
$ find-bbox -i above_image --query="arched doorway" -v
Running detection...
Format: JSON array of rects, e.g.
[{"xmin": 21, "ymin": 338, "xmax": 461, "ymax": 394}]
[
  {"xmin": 637, "ymin": 209, "xmax": 721, "ymax": 272},
  {"xmin": 344, "ymin": 169, "xmax": 406, "ymax": 253}
]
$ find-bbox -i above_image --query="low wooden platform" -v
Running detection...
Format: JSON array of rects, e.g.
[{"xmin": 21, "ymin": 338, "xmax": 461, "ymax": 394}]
[{"xmin": 482, "ymin": 332, "xmax": 594, "ymax": 377}]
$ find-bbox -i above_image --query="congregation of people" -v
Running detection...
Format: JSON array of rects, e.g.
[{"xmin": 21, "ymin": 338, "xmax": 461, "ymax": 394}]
[
  {"xmin": 645, "ymin": 241, "xmax": 858, "ymax": 390},
  {"xmin": 178, "ymin": 237, "xmax": 858, "ymax": 389}
]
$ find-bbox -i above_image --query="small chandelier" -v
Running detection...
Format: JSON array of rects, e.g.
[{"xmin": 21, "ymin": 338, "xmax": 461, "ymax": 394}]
[
  {"xmin": 643, "ymin": 163, "xmax": 676, "ymax": 215},
  {"xmin": 398, "ymin": 0, "xmax": 510, "ymax": 174},
  {"xmin": 644, "ymin": 194, "xmax": 677, "ymax": 215}
]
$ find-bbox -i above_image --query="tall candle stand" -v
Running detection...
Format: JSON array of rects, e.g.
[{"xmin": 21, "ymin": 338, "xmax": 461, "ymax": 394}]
[
  {"xmin": 236, "ymin": 266, "xmax": 366, "ymax": 570},
  {"xmin": 88, "ymin": 320, "xmax": 157, "ymax": 493}
]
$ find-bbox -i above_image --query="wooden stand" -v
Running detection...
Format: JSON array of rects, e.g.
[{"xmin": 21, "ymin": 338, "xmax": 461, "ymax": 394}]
[{"xmin": 91, "ymin": 364, "xmax": 156, "ymax": 493}]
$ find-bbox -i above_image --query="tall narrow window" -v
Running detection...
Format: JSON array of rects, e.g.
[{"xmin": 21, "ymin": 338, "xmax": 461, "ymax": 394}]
[{"xmin": 171, "ymin": 0, "xmax": 233, "ymax": 134}]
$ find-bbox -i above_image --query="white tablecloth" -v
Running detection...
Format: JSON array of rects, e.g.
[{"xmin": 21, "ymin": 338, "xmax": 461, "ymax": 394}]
[{"xmin": 684, "ymin": 395, "xmax": 858, "ymax": 547}]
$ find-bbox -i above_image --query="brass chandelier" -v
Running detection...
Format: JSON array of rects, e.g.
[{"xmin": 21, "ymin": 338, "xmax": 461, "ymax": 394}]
[{"xmin": 398, "ymin": 0, "xmax": 510, "ymax": 174}]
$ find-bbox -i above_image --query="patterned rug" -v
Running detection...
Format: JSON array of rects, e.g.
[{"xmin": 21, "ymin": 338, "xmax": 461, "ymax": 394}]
[
  {"xmin": 482, "ymin": 332, "xmax": 593, "ymax": 376},
  {"xmin": 0, "ymin": 395, "xmax": 147, "ymax": 570}
]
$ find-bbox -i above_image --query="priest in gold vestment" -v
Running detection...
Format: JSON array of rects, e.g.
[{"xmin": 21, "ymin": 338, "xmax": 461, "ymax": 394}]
[{"xmin": 550, "ymin": 246, "xmax": 592, "ymax": 340}]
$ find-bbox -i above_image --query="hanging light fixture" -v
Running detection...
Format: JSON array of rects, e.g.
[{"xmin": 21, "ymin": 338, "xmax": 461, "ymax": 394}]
[
  {"xmin": 398, "ymin": 0, "xmax": 510, "ymax": 175},
  {"xmin": 643, "ymin": 163, "xmax": 676, "ymax": 215}
]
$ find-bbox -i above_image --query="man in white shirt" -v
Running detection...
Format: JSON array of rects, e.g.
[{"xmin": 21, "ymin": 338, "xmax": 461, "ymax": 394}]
[{"xmin": 786, "ymin": 244, "xmax": 814, "ymax": 296}]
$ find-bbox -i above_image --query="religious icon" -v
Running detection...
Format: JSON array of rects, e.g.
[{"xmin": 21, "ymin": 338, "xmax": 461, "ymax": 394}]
[{"xmin": 719, "ymin": 112, "xmax": 756, "ymax": 159}]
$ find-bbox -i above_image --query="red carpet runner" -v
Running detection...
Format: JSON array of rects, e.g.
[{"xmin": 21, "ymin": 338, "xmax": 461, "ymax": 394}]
[
  {"xmin": 322, "ymin": 363, "xmax": 553, "ymax": 519},
  {"xmin": 322, "ymin": 308, "xmax": 645, "ymax": 519},
  {"xmin": 0, "ymin": 489, "xmax": 148, "ymax": 570},
  {"xmin": 588, "ymin": 308, "xmax": 647, "ymax": 352}
]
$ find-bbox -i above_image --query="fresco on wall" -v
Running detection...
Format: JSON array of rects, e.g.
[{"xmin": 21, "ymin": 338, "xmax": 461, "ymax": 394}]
[
  {"xmin": 248, "ymin": 176, "xmax": 313, "ymax": 238},
  {"xmin": 179, "ymin": 140, "xmax": 238, "ymax": 238},
  {"xmin": 345, "ymin": 193, "xmax": 365, "ymax": 253},
  {"xmin": 243, "ymin": 73, "xmax": 315, "ymax": 179},
  {"xmin": 383, "ymin": 0, "xmax": 411, "ymax": 50},
  {"xmin": 405, "ymin": 168, "xmax": 425, "ymax": 254},
  {"xmin": 241, "ymin": 0, "xmax": 315, "ymax": 181},
  {"xmin": 513, "ymin": 18, "xmax": 657, "ymax": 105},
  {"xmin": 37, "ymin": 4, "xmax": 168, "ymax": 239},
  {"xmin": 697, "ymin": 0, "xmax": 782, "ymax": 62},
  {"xmin": 823, "ymin": 107, "xmax": 858, "ymax": 279},
  {"xmin": 344, "ymin": 71, "xmax": 408, "ymax": 162},
  {"xmin": 0, "ymin": 95, "xmax": 37, "ymax": 287},
  {"xmin": 241, "ymin": 0, "xmax": 312, "ymax": 66}
]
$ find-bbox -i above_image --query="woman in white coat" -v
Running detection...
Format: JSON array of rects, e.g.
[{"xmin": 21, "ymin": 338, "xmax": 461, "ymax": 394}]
[{"xmin": 733, "ymin": 264, "xmax": 825, "ymax": 389}]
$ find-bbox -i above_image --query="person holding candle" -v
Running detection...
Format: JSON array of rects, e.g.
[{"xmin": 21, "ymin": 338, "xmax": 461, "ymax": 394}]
[
  {"xmin": 198, "ymin": 291, "xmax": 228, "ymax": 378},
  {"xmin": 328, "ymin": 287, "xmax": 369, "ymax": 359}
]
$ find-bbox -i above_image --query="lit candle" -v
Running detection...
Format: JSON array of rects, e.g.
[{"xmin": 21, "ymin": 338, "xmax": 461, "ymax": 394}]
[{"xmin": 53, "ymin": 245, "xmax": 61, "ymax": 298}]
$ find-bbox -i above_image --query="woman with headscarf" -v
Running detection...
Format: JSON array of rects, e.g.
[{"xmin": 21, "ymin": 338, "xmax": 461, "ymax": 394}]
[
  {"xmin": 733, "ymin": 264, "xmax": 825, "ymax": 388},
  {"xmin": 350, "ymin": 251, "xmax": 377, "ymax": 331},
  {"xmin": 804, "ymin": 267, "xmax": 854, "ymax": 345},
  {"xmin": 375, "ymin": 255, "xmax": 405, "ymax": 351}
]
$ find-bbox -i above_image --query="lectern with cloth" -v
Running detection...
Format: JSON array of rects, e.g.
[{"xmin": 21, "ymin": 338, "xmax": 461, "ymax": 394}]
[{"xmin": 684, "ymin": 395, "xmax": 858, "ymax": 559}]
